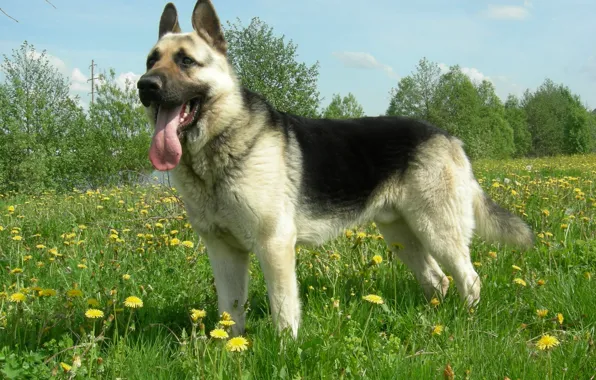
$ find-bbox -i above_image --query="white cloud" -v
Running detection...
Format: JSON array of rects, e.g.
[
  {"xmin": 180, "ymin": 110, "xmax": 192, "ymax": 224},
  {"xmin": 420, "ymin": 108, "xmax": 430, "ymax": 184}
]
[
  {"xmin": 439, "ymin": 63, "xmax": 491, "ymax": 84},
  {"xmin": 69, "ymin": 68, "xmax": 141, "ymax": 94},
  {"xmin": 116, "ymin": 72, "xmax": 141, "ymax": 90},
  {"xmin": 28, "ymin": 50, "xmax": 68, "ymax": 75},
  {"xmin": 70, "ymin": 68, "xmax": 89, "ymax": 93},
  {"xmin": 332, "ymin": 51, "xmax": 398, "ymax": 79},
  {"xmin": 461, "ymin": 67, "xmax": 490, "ymax": 84},
  {"xmin": 485, "ymin": 5, "xmax": 530, "ymax": 20}
]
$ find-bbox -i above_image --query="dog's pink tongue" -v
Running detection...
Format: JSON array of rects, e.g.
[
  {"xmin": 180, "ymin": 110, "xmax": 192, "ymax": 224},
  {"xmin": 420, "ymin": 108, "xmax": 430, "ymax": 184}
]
[{"xmin": 149, "ymin": 106, "xmax": 183, "ymax": 171}]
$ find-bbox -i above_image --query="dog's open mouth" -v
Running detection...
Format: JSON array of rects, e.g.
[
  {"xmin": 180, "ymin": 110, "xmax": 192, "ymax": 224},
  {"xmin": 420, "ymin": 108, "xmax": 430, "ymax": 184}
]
[
  {"xmin": 149, "ymin": 97, "xmax": 201, "ymax": 172},
  {"xmin": 153, "ymin": 97, "xmax": 201, "ymax": 134}
]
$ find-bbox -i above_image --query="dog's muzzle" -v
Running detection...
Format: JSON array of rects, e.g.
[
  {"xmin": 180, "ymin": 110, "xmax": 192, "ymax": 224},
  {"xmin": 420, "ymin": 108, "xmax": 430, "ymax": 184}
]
[{"xmin": 137, "ymin": 75, "xmax": 163, "ymax": 107}]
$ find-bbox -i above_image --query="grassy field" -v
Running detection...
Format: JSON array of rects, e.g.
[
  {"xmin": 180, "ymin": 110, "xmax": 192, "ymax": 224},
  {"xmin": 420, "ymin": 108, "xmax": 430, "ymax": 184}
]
[{"xmin": 1, "ymin": 154, "xmax": 595, "ymax": 379}]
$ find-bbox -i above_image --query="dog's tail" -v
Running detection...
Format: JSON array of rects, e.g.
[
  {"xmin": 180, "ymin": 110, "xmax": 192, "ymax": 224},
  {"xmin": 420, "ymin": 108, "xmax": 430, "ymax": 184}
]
[{"xmin": 473, "ymin": 185, "xmax": 534, "ymax": 249}]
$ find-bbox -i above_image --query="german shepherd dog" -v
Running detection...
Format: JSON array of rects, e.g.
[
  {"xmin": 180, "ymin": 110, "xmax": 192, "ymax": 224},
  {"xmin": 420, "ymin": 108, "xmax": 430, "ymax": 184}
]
[{"xmin": 137, "ymin": 0, "xmax": 534, "ymax": 338}]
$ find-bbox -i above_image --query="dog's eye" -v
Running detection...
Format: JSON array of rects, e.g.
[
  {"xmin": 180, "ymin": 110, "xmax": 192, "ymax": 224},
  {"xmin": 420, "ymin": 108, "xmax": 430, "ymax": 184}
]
[
  {"xmin": 147, "ymin": 59, "xmax": 157, "ymax": 68},
  {"xmin": 182, "ymin": 57, "xmax": 194, "ymax": 66}
]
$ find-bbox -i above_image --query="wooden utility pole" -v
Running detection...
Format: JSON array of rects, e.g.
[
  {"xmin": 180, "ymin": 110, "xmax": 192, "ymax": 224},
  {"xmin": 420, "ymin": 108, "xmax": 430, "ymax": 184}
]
[{"xmin": 87, "ymin": 60, "xmax": 99, "ymax": 105}]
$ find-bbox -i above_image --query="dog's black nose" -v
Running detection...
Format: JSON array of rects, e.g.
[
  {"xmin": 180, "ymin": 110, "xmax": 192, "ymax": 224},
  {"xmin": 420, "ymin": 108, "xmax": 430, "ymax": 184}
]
[
  {"xmin": 137, "ymin": 75, "xmax": 163, "ymax": 107},
  {"xmin": 137, "ymin": 75, "xmax": 162, "ymax": 92}
]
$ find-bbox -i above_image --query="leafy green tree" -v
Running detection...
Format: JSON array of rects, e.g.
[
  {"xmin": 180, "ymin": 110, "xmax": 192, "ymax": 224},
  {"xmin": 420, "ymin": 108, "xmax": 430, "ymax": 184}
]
[
  {"xmin": 523, "ymin": 79, "xmax": 592, "ymax": 156},
  {"xmin": 386, "ymin": 57, "xmax": 441, "ymax": 122},
  {"xmin": 431, "ymin": 66, "xmax": 484, "ymax": 157},
  {"xmin": 84, "ymin": 69, "xmax": 153, "ymax": 187},
  {"xmin": 322, "ymin": 93, "xmax": 365, "ymax": 119},
  {"xmin": 475, "ymin": 80, "xmax": 514, "ymax": 159},
  {"xmin": 0, "ymin": 41, "xmax": 85, "ymax": 193},
  {"xmin": 224, "ymin": 18, "xmax": 321, "ymax": 117},
  {"xmin": 504, "ymin": 95, "xmax": 532, "ymax": 157},
  {"xmin": 563, "ymin": 95, "xmax": 591, "ymax": 155}
]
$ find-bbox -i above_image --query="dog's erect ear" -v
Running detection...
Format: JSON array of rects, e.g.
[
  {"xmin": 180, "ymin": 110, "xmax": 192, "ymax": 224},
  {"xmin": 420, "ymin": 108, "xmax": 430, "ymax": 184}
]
[
  {"xmin": 159, "ymin": 3, "xmax": 181, "ymax": 39},
  {"xmin": 191, "ymin": 0, "xmax": 227, "ymax": 54}
]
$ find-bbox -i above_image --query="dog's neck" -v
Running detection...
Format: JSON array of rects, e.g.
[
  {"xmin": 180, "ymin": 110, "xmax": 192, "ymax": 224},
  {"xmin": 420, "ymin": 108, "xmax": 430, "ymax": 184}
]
[{"xmin": 177, "ymin": 87, "xmax": 258, "ymax": 188}]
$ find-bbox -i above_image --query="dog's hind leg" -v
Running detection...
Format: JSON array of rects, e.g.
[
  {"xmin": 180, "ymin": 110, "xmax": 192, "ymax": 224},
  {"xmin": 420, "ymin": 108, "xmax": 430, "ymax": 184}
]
[
  {"xmin": 203, "ymin": 237, "xmax": 250, "ymax": 336},
  {"xmin": 400, "ymin": 186, "xmax": 481, "ymax": 307},
  {"xmin": 376, "ymin": 219, "xmax": 450, "ymax": 300},
  {"xmin": 254, "ymin": 231, "xmax": 301, "ymax": 338}
]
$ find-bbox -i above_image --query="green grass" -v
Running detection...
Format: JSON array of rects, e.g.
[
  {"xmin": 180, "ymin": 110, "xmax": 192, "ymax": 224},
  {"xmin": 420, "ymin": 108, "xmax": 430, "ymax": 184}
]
[{"xmin": 1, "ymin": 154, "xmax": 596, "ymax": 379}]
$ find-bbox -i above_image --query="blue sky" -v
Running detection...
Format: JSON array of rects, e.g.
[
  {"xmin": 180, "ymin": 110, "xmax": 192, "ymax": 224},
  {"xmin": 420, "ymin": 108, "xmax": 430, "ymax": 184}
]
[{"xmin": 1, "ymin": 0, "xmax": 594, "ymax": 115}]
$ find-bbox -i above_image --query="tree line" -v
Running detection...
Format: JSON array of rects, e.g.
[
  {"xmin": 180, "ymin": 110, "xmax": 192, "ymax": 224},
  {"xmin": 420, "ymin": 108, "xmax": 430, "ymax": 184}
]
[{"xmin": 1, "ymin": 18, "xmax": 594, "ymax": 194}]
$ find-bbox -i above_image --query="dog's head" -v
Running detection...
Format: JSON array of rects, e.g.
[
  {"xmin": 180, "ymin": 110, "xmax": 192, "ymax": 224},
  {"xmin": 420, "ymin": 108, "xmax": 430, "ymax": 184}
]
[{"xmin": 138, "ymin": 0, "xmax": 234, "ymax": 171}]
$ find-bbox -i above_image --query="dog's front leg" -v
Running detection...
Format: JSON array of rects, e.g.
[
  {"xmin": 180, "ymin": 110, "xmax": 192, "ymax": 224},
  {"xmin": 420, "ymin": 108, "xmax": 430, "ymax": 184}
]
[
  {"xmin": 203, "ymin": 236, "xmax": 250, "ymax": 336},
  {"xmin": 254, "ymin": 233, "xmax": 301, "ymax": 338}
]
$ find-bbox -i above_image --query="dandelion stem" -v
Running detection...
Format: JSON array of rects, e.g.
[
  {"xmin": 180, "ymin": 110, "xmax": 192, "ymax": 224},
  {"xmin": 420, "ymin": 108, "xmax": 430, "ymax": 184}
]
[
  {"xmin": 362, "ymin": 306, "xmax": 374, "ymax": 339},
  {"xmin": 124, "ymin": 309, "xmax": 134, "ymax": 340},
  {"xmin": 237, "ymin": 354, "xmax": 242, "ymax": 378}
]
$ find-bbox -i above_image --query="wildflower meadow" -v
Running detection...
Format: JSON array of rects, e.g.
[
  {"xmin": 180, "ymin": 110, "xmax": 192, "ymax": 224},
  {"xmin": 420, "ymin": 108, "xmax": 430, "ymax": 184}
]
[{"xmin": 1, "ymin": 154, "xmax": 595, "ymax": 379}]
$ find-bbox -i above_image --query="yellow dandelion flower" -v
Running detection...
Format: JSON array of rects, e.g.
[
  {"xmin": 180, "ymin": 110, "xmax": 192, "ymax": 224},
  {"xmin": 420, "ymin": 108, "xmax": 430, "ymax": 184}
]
[
  {"xmin": 220, "ymin": 320, "xmax": 236, "ymax": 327},
  {"xmin": 39, "ymin": 289, "xmax": 57, "ymax": 297},
  {"xmin": 10, "ymin": 268, "xmax": 23, "ymax": 274},
  {"xmin": 23, "ymin": 255, "xmax": 32, "ymax": 262},
  {"xmin": 181, "ymin": 240, "xmax": 194, "ymax": 248},
  {"xmin": 556, "ymin": 313, "xmax": 564, "ymax": 325},
  {"xmin": 226, "ymin": 336, "xmax": 249, "ymax": 352},
  {"xmin": 432, "ymin": 324, "xmax": 444, "ymax": 336},
  {"xmin": 362, "ymin": 294, "xmax": 384, "ymax": 305},
  {"xmin": 154, "ymin": 223, "xmax": 163, "ymax": 228},
  {"xmin": 330, "ymin": 252, "xmax": 341, "ymax": 260},
  {"xmin": 488, "ymin": 251, "xmax": 497, "ymax": 259},
  {"xmin": 169, "ymin": 230, "xmax": 179, "ymax": 235},
  {"xmin": 345, "ymin": 230, "xmax": 354, "ymax": 238},
  {"xmin": 124, "ymin": 296, "xmax": 143, "ymax": 308},
  {"xmin": 60, "ymin": 362, "xmax": 72, "ymax": 372},
  {"xmin": 85, "ymin": 309, "xmax": 104, "ymax": 319},
  {"xmin": 210, "ymin": 328, "xmax": 229, "ymax": 339},
  {"xmin": 513, "ymin": 278, "xmax": 527, "ymax": 287},
  {"xmin": 77, "ymin": 263, "xmax": 87, "ymax": 269},
  {"xmin": 537, "ymin": 279, "xmax": 546, "ymax": 286},
  {"xmin": 356, "ymin": 232, "xmax": 367, "ymax": 239},
  {"xmin": 12, "ymin": 236, "xmax": 23, "ymax": 241},
  {"xmin": 541, "ymin": 209, "xmax": 550, "ymax": 217},
  {"xmin": 371, "ymin": 255, "xmax": 383, "ymax": 265},
  {"xmin": 36, "ymin": 244, "xmax": 46, "ymax": 249},
  {"xmin": 190, "ymin": 308, "xmax": 206, "ymax": 322},
  {"xmin": 221, "ymin": 311, "xmax": 232, "ymax": 321},
  {"xmin": 430, "ymin": 297, "xmax": 441, "ymax": 307},
  {"xmin": 536, "ymin": 309, "xmax": 548, "ymax": 318},
  {"xmin": 87, "ymin": 298, "xmax": 100, "ymax": 307},
  {"xmin": 512, "ymin": 265, "xmax": 522, "ymax": 271},
  {"xmin": 67, "ymin": 289, "xmax": 83, "ymax": 298},
  {"xmin": 170, "ymin": 238, "xmax": 180, "ymax": 246},
  {"xmin": 536, "ymin": 334, "xmax": 560, "ymax": 351},
  {"xmin": 9, "ymin": 293, "xmax": 26, "ymax": 303},
  {"xmin": 560, "ymin": 224, "xmax": 568, "ymax": 229},
  {"xmin": 7, "ymin": 205, "xmax": 15, "ymax": 213},
  {"xmin": 122, "ymin": 274, "xmax": 131, "ymax": 280}
]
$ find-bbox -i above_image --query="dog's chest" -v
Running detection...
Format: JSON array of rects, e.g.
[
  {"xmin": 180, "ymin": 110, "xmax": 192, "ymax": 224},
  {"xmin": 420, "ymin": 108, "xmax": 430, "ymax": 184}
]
[{"xmin": 171, "ymin": 163, "xmax": 256, "ymax": 249}]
